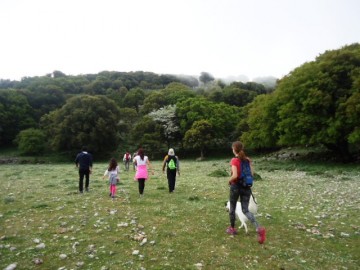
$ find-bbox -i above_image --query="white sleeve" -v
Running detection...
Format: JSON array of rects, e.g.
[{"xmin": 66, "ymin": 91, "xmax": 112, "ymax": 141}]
[{"xmin": 104, "ymin": 170, "xmax": 108, "ymax": 176}]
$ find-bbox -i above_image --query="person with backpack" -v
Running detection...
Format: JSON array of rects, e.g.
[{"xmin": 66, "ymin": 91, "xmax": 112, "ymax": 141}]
[
  {"xmin": 162, "ymin": 148, "xmax": 180, "ymax": 193},
  {"xmin": 123, "ymin": 151, "xmax": 131, "ymax": 171},
  {"xmin": 227, "ymin": 141, "xmax": 266, "ymax": 244},
  {"xmin": 75, "ymin": 146, "xmax": 93, "ymax": 193},
  {"xmin": 103, "ymin": 158, "xmax": 120, "ymax": 199}
]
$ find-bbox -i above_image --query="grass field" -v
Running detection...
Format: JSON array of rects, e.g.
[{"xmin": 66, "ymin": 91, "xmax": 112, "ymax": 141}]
[{"xmin": 0, "ymin": 157, "xmax": 359, "ymax": 270}]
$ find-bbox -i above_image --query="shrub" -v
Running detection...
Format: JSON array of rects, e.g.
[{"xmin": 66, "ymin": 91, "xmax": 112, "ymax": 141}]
[{"xmin": 15, "ymin": 128, "xmax": 46, "ymax": 155}]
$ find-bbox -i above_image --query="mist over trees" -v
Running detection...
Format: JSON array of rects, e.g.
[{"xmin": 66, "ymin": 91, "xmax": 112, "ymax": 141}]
[{"xmin": 0, "ymin": 44, "xmax": 359, "ymax": 161}]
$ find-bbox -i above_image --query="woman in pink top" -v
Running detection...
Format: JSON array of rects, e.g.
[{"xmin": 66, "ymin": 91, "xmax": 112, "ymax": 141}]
[{"xmin": 133, "ymin": 148, "xmax": 153, "ymax": 196}]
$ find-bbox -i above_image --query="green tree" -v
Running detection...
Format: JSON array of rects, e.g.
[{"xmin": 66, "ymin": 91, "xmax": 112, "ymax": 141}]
[
  {"xmin": 123, "ymin": 88, "xmax": 145, "ymax": 112},
  {"xmin": 241, "ymin": 94, "xmax": 280, "ymax": 149},
  {"xmin": 0, "ymin": 90, "xmax": 36, "ymax": 146},
  {"xmin": 208, "ymin": 90, "xmax": 224, "ymax": 103},
  {"xmin": 176, "ymin": 97, "xmax": 240, "ymax": 146},
  {"xmin": 52, "ymin": 70, "xmax": 67, "ymax": 78},
  {"xmin": 183, "ymin": 120, "xmax": 214, "ymax": 159},
  {"xmin": 129, "ymin": 116, "xmax": 164, "ymax": 157},
  {"xmin": 41, "ymin": 95, "xmax": 121, "ymax": 155},
  {"xmin": 244, "ymin": 43, "xmax": 360, "ymax": 159},
  {"xmin": 199, "ymin": 72, "xmax": 215, "ymax": 85},
  {"xmin": 222, "ymin": 86, "xmax": 257, "ymax": 107},
  {"xmin": 343, "ymin": 91, "xmax": 360, "ymax": 145},
  {"xmin": 118, "ymin": 107, "xmax": 139, "ymax": 150},
  {"xmin": 162, "ymin": 82, "xmax": 195, "ymax": 104},
  {"xmin": 22, "ymin": 85, "xmax": 66, "ymax": 121},
  {"xmin": 141, "ymin": 91, "xmax": 167, "ymax": 114},
  {"xmin": 15, "ymin": 128, "xmax": 46, "ymax": 155}
]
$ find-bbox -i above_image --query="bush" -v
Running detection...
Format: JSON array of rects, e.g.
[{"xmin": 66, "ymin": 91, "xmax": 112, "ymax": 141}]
[
  {"xmin": 208, "ymin": 168, "xmax": 229, "ymax": 177},
  {"xmin": 15, "ymin": 128, "xmax": 46, "ymax": 155}
]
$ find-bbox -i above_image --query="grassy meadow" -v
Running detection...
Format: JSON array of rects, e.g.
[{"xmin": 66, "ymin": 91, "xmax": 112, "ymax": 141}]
[{"xmin": 0, "ymin": 155, "xmax": 359, "ymax": 270}]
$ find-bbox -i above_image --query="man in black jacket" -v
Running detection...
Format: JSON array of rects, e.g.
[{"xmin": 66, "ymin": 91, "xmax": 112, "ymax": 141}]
[{"xmin": 75, "ymin": 146, "xmax": 93, "ymax": 193}]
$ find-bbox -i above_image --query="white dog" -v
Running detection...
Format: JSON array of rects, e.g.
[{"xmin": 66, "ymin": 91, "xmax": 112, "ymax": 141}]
[{"xmin": 225, "ymin": 195, "xmax": 257, "ymax": 233}]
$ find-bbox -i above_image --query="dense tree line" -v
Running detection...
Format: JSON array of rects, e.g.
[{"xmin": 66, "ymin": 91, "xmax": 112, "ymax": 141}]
[
  {"xmin": 241, "ymin": 43, "xmax": 360, "ymax": 161},
  {"xmin": 0, "ymin": 44, "xmax": 359, "ymax": 161}
]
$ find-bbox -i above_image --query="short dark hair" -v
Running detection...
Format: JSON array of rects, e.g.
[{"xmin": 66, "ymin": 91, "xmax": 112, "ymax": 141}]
[{"xmin": 82, "ymin": 146, "xmax": 88, "ymax": 151}]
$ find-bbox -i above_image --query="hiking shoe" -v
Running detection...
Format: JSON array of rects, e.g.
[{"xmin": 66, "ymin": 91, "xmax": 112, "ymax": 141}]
[
  {"xmin": 226, "ymin": 226, "xmax": 237, "ymax": 235},
  {"xmin": 257, "ymin": 227, "xmax": 266, "ymax": 244}
]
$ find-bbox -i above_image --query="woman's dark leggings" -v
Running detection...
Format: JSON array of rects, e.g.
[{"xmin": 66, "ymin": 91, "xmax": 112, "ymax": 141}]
[
  {"xmin": 138, "ymin": 178, "xmax": 145, "ymax": 194},
  {"xmin": 229, "ymin": 184, "xmax": 258, "ymax": 228}
]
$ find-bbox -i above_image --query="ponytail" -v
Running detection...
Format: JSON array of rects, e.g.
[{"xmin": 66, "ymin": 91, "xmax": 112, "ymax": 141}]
[
  {"xmin": 138, "ymin": 148, "xmax": 145, "ymax": 161},
  {"xmin": 238, "ymin": 150, "xmax": 247, "ymax": 161}
]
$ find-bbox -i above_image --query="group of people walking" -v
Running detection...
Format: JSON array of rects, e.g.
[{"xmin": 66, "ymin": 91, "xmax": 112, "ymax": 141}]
[
  {"xmin": 74, "ymin": 142, "xmax": 266, "ymax": 244},
  {"xmin": 75, "ymin": 147, "xmax": 180, "ymax": 198}
]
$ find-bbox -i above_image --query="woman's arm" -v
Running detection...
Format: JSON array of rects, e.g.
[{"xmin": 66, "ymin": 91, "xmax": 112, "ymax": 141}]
[
  {"xmin": 248, "ymin": 158, "xmax": 254, "ymax": 176},
  {"xmin": 162, "ymin": 156, "xmax": 167, "ymax": 171},
  {"xmin": 146, "ymin": 158, "xmax": 154, "ymax": 174},
  {"xmin": 228, "ymin": 164, "xmax": 238, "ymax": 184},
  {"xmin": 176, "ymin": 157, "xmax": 180, "ymax": 175}
]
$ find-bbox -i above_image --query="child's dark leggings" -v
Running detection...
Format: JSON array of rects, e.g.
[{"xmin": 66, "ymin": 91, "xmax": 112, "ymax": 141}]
[
  {"xmin": 229, "ymin": 184, "xmax": 258, "ymax": 228},
  {"xmin": 138, "ymin": 178, "xmax": 145, "ymax": 194}
]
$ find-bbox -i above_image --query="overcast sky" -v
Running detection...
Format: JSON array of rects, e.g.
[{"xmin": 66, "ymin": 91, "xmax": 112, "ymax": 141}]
[{"xmin": 1, "ymin": 0, "xmax": 359, "ymax": 81}]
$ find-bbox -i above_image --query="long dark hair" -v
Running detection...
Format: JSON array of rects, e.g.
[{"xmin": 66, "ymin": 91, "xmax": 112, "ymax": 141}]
[
  {"xmin": 108, "ymin": 158, "xmax": 118, "ymax": 171},
  {"xmin": 137, "ymin": 148, "xmax": 145, "ymax": 160},
  {"xmin": 232, "ymin": 141, "xmax": 248, "ymax": 161}
]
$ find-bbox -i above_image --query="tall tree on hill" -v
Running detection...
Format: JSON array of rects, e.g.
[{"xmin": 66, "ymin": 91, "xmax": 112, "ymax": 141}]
[
  {"xmin": 184, "ymin": 120, "xmax": 214, "ymax": 159},
  {"xmin": 199, "ymin": 72, "xmax": 215, "ymax": 85},
  {"xmin": 41, "ymin": 95, "xmax": 121, "ymax": 155},
  {"xmin": 176, "ymin": 97, "xmax": 240, "ymax": 148},
  {"xmin": 123, "ymin": 88, "xmax": 145, "ymax": 112}
]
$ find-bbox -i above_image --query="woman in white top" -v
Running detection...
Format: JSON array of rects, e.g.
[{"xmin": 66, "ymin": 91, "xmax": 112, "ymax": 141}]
[
  {"xmin": 133, "ymin": 148, "xmax": 153, "ymax": 196},
  {"xmin": 103, "ymin": 158, "xmax": 120, "ymax": 199}
]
